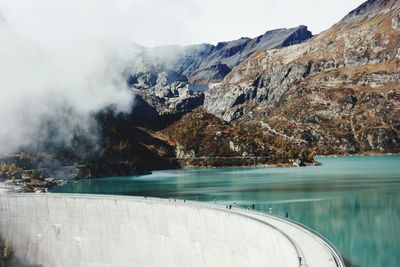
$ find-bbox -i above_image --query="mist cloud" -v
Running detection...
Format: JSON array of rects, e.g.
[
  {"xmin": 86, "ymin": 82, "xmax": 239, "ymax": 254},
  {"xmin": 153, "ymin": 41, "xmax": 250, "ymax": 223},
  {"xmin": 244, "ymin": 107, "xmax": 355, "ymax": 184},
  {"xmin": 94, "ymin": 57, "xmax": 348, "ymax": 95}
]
[{"xmin": 0, "ymin": 0, "xmax": 140, "ymax": 155}]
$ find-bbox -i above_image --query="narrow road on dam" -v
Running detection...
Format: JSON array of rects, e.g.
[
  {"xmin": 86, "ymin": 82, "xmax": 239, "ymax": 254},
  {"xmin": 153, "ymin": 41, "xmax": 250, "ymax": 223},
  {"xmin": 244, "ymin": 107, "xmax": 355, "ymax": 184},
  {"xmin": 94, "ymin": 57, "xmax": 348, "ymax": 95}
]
[
  {"xmin": 0, "ymin": 194, "xmax": 345, "ymax": 267},
  {"xmin": 228, "ymin": 208, "xmax": 344, "ymax": 267}
]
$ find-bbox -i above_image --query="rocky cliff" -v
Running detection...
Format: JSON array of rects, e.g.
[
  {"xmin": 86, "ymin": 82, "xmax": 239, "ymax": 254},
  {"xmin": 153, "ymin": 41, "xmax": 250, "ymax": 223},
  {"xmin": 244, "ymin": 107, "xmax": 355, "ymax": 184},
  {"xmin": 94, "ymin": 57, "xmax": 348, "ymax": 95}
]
[{"xmin": 204, "ymin": 0, "xmax": 400, "ymax": 154}]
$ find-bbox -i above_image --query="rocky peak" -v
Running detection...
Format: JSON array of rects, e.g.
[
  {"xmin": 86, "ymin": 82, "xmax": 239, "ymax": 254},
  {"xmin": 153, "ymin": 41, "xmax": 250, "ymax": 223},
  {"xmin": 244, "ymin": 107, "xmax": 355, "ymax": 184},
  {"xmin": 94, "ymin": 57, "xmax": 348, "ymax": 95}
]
[
  {"xmin": 281, "ymin": 25, "xmax": 312, "ymax": 47},
  {"xmin": 339, "ymin": 0, "xmax": 399, "ymax": 27}
]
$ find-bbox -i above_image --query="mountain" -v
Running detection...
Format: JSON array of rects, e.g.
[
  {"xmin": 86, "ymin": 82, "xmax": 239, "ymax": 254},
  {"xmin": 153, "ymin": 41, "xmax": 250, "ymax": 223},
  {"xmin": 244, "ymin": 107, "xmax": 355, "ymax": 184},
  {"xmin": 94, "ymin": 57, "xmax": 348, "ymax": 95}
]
[
  {"xmin": 204, "ymin": 0, "xmax": 400, "ymax": 154},
  {"xmin": 127, "ymin": 0, "xmax": 399, "ymax": 168},
  {"xmin": 130, "ymin": 25, "xmax": 312, "ymax": 84},
  {"xmin": 126, "ymin": 26, "xmax": 312, "ymax": 114},
  {"xmin": 2, "ymin": 0, "xmax": 398, "ymax": 180}
]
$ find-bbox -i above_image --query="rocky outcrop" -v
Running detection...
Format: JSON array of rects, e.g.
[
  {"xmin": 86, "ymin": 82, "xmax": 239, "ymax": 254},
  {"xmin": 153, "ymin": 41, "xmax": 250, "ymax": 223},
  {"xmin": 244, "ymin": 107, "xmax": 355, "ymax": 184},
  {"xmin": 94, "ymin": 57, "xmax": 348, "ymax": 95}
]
[
  {"xmin": 204, "ymin": 0, "xmax": 400, "ymax": 154},
  {"xmin": 129, "ymin": 67, "xmax": 204, "ymax": 114}
]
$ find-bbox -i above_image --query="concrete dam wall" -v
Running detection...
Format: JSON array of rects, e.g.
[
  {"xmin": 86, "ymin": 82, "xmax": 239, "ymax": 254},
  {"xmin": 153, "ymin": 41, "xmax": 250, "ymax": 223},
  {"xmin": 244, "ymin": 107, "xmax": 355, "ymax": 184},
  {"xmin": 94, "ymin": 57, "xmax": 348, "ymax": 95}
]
[{"xmin": 0, "ymin": 194, "xmax": 344, "ymax": 267}]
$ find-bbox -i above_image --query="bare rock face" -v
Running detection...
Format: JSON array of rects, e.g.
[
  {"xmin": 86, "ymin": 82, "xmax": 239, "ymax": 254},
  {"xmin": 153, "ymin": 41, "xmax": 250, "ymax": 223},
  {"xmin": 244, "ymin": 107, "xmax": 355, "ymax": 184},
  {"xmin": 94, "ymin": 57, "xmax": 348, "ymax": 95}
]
[
  {"xmin": 393, "ymin": 13, "xmax": 400, "ymax": 30},
  {"xmin": 204, "ymin": 0, "xmax": 400, "ymax": 154},
  {"xmin": 128, "ymin": 66, "xmax": 204, "ymax": 114}
]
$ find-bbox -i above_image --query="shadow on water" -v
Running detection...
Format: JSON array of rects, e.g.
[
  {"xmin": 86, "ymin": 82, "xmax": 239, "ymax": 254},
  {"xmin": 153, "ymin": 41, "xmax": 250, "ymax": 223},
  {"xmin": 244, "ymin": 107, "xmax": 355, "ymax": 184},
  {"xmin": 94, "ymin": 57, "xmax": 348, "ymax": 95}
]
[{"xmin": 344, "ymin": 257, "xmax": 359, "ymax": 267}]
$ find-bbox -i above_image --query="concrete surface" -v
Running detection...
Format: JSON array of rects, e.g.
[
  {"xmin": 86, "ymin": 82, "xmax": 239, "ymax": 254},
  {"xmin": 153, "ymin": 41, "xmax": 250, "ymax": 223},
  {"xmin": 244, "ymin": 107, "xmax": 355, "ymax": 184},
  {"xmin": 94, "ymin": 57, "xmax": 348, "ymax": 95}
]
[{"xmin": 0, "ymin": 194, "xmax": 344, "ymax": 267}]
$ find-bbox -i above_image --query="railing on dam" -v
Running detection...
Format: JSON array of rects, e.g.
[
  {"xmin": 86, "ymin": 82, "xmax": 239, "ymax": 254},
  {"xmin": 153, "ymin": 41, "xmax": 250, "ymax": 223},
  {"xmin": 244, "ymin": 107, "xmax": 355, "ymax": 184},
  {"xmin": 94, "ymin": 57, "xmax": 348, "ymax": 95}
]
[
  {"xmin": 0, "ymin": 193, "xmax": 345, "ymax": 267},
  {"xmin": 241, "ymin": 209, "xmax": 345, "ymax": 267}
]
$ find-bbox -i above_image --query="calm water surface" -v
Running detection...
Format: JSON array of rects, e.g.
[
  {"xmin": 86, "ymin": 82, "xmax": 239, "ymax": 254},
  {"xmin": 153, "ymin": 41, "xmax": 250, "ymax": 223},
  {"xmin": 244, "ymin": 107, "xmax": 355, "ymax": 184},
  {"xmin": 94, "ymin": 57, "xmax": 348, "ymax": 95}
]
[{"xmin": 51, "ymin": 156, "xmax": 400, "ymax": 267}]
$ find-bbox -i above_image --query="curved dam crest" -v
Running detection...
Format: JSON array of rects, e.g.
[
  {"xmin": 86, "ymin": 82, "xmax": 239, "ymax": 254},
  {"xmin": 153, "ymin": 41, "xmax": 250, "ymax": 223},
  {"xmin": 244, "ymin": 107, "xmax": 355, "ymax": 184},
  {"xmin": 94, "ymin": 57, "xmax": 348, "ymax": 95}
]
[{"xmin": 0, "ymin": 194, "xmax": 344, "ymax": 267}]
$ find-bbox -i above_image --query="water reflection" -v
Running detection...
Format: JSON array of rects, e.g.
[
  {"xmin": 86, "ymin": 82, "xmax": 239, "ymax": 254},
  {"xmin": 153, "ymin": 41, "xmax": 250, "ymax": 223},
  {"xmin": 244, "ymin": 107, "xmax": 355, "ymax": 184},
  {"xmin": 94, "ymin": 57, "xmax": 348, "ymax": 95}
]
[{"xmin": 269, "ymin": 191, "xmax": 400, "ymax": 267}]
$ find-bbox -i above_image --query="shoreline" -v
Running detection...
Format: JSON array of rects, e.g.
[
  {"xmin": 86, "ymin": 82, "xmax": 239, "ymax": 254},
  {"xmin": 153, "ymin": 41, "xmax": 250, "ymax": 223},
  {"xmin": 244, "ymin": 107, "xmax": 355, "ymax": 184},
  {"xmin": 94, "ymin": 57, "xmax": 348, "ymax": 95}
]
[
  {"xmin": 2, "ymin": 154, "xmax": 398, "ymax": 188},
  {"xmin": 316, "ymin": 152, "xmax": 400, "ymax": 158},
  {"xmin": 179, "ymin": 153, "xmax": 399, "ymax": 170},
  {"xmin": 178, "ymin": 161, "xmax": 319, "ymax": 169}
]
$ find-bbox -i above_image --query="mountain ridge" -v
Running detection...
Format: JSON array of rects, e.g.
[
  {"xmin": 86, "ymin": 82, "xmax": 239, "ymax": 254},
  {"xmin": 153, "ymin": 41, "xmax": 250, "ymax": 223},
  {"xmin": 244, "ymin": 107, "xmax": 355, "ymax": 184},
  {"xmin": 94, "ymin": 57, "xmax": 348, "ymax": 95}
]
[
  {"xmin": 203, "ymin": 0, "xmax": 400, "ymax": 154},
  {"xmin": 127, "ymin": 25, "xmax": 312, "ymax": 115},
  {"xmin": 128, "ymin": 25, "xmax": 313, "ymax": 84}
]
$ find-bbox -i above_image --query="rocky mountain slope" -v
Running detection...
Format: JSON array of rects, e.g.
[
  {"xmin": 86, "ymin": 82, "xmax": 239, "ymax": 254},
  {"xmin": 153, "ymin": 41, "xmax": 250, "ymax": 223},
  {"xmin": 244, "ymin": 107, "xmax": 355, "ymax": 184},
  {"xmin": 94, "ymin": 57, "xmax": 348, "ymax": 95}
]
[
  {"xmin": 126, "ymin": 26, "xmax": 312, "ymax": 114},
  {"xmin": 160, "ymin": 109, "xmax": 316, "ymax": 167},
  {"xmin": 115, "ymin": 0, "xmax": 399, "ymax": 170},
  {"xmin": 204, "ymin": 0, "xmax": 400, "ymax": 154}
]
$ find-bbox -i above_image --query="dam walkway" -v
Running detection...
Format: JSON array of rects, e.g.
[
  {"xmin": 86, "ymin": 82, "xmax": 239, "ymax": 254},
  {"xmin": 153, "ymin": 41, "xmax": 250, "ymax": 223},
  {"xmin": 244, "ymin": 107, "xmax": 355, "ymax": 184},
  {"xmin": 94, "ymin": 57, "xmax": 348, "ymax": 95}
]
[{"xmin": 0, "ymin": 194, "xmax": 345, "ymax": 267}]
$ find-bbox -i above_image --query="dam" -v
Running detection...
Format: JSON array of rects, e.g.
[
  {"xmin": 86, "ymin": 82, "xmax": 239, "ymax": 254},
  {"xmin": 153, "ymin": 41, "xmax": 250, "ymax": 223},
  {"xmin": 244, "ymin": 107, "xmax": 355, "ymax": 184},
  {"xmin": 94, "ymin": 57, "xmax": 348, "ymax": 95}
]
[{"xmin": 0, "ymin": 194, "xmax": 344, "ymax": 267}]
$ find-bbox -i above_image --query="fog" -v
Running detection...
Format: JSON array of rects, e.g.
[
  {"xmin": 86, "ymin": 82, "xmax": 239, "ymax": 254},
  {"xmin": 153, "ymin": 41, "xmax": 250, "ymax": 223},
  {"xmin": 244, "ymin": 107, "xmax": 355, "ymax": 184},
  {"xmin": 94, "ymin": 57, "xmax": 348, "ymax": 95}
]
[{"xmin": 0, "ymin": 1, "xmax": 139, "ymax": 155}]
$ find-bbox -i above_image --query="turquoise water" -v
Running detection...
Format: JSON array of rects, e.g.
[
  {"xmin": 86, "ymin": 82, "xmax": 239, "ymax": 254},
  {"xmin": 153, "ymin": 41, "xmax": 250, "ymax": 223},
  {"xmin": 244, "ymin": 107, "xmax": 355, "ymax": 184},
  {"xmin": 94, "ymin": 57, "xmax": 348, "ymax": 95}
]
[{"xmin": 51, "ymin": 156, "xmax": 400, "ymax": 267}]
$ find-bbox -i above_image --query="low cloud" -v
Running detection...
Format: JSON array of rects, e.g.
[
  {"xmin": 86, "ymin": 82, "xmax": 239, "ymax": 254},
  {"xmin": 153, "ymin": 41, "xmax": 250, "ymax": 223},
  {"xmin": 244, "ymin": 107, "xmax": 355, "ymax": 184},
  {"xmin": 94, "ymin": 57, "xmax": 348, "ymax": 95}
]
[{"xmin": 0, "ymin": 1, "xmax": 140, "ymax": 155}]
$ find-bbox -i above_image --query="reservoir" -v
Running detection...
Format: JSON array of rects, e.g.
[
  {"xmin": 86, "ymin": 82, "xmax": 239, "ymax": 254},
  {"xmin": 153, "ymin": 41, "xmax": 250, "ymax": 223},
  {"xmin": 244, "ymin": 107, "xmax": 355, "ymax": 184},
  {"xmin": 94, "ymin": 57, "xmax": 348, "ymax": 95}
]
[{"xmin": 51, "ymin": 156, "xmax": 400, "ymax": 267}]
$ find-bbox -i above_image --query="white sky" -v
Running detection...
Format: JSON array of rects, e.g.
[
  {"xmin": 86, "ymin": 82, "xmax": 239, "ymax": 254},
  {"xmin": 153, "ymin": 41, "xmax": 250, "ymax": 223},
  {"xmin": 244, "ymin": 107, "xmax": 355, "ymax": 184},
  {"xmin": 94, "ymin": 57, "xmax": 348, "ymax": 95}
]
[
  {"xmin": 1, "ymin": 0, "xmax": 366, "ymax": 47},
  {"xmin": 165, "ymin": 0, "xmax": 367, "ymax": 46}
]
